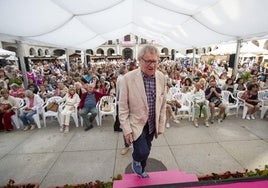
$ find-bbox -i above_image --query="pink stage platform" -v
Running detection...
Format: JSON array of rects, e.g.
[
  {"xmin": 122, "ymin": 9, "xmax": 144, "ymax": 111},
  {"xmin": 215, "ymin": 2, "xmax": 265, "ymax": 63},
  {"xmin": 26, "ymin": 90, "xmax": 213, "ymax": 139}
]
[
  {"xmin": 192, "ymin": 180, "xmax": 268, "ymax": 188},
  {"xmin": 113, "ymin": 170, "xmax": 198, "ymax": 187},
  {"xmin": 113, "ymin": 170, "xmax": 268, "ymax": 188}
]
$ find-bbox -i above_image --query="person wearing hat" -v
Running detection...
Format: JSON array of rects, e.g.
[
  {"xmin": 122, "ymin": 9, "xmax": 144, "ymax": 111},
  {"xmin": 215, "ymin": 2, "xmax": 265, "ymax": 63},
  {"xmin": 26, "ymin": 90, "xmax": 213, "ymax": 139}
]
[{"xmin": 58, "ymin": 86, "xmax": 80, "ymax": 133}]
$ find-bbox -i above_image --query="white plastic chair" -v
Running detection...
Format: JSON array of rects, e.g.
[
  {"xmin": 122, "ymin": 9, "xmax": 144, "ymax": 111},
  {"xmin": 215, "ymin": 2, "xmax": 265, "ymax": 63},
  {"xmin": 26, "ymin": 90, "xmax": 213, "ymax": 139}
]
[
  {"xmin": 20, "ymin": 101, "xmax": 44, "ymax": 129},
  {"xmin": 41, "ymin": 96, "xmax": 62, "ymax": 127},
  {"xmin": 173, "ymin": 93, "xmax": 192, "ymax": 121},
  {"xmin": 11, "ymin": 98, "xmax": 25, "ymax": 129},
  {"xmin": 237, "ymin": 91, "xmax": 248, "ymax": 119},
  {"xmin": 169, "ymin": 86, "xmax": 179, "ymax": 95},
  {"xmin": 175, "ymin": 82, "xmax": 181, "ymax": 91},
  {"xmin": 221, "ymin": 90, "xmax": 239, "ymax": 117},
  {"xmin": 98, "ymin": 96, "xmax": 116, "ymax": 126},
  {"xmin": 258, "ymin": 90, "xmax": 268, "ymax": 119},
  {"xmin": 33, "ymin": 108, "xmax": 42, "ymax": 128}
]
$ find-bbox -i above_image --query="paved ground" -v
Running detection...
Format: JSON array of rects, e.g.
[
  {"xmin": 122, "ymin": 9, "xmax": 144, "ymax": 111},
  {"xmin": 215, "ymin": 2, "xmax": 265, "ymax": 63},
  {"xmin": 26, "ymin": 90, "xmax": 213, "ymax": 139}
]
[{"xmin": 0, "ymin": 112, "xmax": 267, "ymax": 187}]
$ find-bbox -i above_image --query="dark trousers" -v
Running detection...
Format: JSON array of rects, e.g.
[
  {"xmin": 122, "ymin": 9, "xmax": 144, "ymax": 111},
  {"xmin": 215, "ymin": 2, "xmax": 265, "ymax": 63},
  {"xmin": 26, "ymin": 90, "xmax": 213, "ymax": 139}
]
[
  {"xmin": 114, "ymin": 105, "xmax": 121, "ymax": 131},
  {"xmin": 114, "ymin": 105, "xmax": 129, "ymax": 147},
  {"xmin": 132, "ymin": 124, "xmax": 154, "ymax": 172},
  {"xmin": 0, "ymin": 111, "xmax": 15, "ymax": 130}
]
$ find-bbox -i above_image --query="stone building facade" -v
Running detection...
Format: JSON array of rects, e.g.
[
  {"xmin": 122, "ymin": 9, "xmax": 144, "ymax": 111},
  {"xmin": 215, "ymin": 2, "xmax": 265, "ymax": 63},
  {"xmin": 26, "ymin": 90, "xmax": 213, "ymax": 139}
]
[{"xmin": 1, "ymin": 34, "xmax": 267, "ymax": 63}]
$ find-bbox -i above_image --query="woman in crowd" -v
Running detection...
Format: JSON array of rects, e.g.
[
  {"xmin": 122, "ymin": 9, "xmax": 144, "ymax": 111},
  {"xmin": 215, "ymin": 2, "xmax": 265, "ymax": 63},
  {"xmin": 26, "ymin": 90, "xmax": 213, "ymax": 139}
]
[
  {"xmin": 207, "ymin": 75, "xmax": 217, "ymax": 83},
  {"xmin": 234, "ymin": 77, "xmax": 246, "ymax": 95},
  {"xmin": 9, "ymin": 83, "xmax": 25, "ymax": 98},
  {"xmin": 38, "ymin": 84, "xmax": 48, "ymax": 101},
  {"xmin": 198, "ymin": 78, "xmax": 207, "ymax": 91},
  {"xmin": 166, "ymin": 85, "xmax": 181, "ymax": 128},
  {"xmin": 222, "ymin": 77, "xmax": 235, "ymax": 103},
  {"xmin": 181, "ymin": 77, "xmax": 193, "ymax": 93},
  {"xmin": 27, "ymin": 78, "xmax": 39, "ymax": 94},
  {"xmin": 26, "ymin": 68, "xmax": 36, "ymax": 82},
  {"xmin": 0, "ymin": 89, "xmax": 19, "ymax": 131},
  {"xmin": 94, "ymin": 79, "xmax": 107, "ymax": 95},
  {"xmin": 43, "ymin": 79, "xmax": 53, "ymax": 92},
  {"xmin": 242, "ymin": 83, "xmax": 260, "ymax": 120},
  {"xmin": 192, "ymin": 82, "xmax": 209, "ymax": 127},
  {"xmin": 54, "ymin": 82, "xmax": 68, "ymax": 97},
  {"xmin": 19, "ymin": 90, "xmax": 44, "ymax": 131},
  {"xmin": 35, "ymin": 71, "xmax": 44, "ymax": 86},
  {"xmin": 107, "ymin": 80, "xmax": 116, "ymax": 97},
  {"xmin": 74, "ymin": 81, "xmax": 86, "ymax": 98},
  {"xmin": 58, "ymin": 86, "xmax": 80, "ymax": 133},
  {"xmin": 218, "ymin": 72, "xmax": 228, "ymax": 89}
]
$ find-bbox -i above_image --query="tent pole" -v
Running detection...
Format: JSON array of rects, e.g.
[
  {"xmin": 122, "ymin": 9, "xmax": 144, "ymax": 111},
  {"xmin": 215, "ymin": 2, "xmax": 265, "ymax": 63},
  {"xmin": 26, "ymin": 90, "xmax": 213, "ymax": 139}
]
[
  {"xmin": 81, "ymin": 50, "xmax": 85, "ymax": 68},
  {"xmin": 16, "ymin": 40, "xmax": 28, "ymax": 89},
  {"xmin": 193, "ymin": 48, "xmax": 196, "ymax": 65},
  {"xmin": 65, "ymin": 48, "xmax": 70, "ymax": 73},
  {"xmin": 234, "ymin": 39, "xmax": 242, "ymax": 74}
]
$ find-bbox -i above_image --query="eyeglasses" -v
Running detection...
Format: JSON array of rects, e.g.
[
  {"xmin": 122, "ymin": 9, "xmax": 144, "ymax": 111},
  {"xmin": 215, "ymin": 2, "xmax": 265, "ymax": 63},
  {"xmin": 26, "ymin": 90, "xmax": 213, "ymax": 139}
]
[{"xmin": 141, "ymin": 58, "xmax": 158, "ymax": 65}]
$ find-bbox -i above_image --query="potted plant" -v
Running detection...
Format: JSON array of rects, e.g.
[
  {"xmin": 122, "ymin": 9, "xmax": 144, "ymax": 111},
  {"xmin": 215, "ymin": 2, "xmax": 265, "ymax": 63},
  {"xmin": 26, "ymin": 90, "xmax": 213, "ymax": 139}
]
[{"xmin": 241, "ymin": 71, "xmax": 251, "ymax": 83}]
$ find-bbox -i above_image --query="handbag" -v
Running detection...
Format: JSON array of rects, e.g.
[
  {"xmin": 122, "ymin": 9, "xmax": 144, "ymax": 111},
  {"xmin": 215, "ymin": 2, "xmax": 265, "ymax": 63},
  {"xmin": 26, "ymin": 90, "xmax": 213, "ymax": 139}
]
[
  {"xmin": 46, "ymin": 101, "xmax": 59, "ymax": 112},
  {"xmin": 102, "ymin": 101, "xmax": 112, "ymax": 112}
]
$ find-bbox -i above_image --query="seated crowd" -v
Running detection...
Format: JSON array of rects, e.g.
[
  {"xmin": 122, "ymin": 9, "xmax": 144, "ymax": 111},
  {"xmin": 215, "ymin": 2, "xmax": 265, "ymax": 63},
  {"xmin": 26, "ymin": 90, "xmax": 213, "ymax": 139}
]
[{"xmin": 0, "ymin": 56, "xmax": 267, "ymax": 133}]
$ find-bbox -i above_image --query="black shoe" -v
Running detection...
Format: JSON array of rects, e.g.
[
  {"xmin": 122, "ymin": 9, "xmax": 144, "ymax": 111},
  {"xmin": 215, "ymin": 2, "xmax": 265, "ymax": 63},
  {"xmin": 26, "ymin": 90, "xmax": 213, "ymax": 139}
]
[
  {"xmin": 114, "ymin": 128, "xmax": 122, "ymax": 132},
  {"xmin": 84, "ymin": 125, "xmax": 93, "ymax": 131}
]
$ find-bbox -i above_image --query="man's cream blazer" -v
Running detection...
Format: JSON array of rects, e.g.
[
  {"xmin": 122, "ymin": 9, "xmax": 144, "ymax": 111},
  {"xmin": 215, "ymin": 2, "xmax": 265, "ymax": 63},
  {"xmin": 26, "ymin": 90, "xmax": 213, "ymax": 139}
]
[{"xmin": 119, "ymin": 68, "xmax": 166, "ymax": 141}]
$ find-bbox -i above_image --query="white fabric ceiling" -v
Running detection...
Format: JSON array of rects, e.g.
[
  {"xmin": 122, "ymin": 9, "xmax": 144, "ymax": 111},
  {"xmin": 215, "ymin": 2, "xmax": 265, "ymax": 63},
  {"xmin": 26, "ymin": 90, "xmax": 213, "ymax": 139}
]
[
  {"xmin": 210, "ymin": 41, "xmax": 268, "ymax": 55},
  {"xmin": 0, "ymin": 0, "xmax": 268, "ymax": 50}
]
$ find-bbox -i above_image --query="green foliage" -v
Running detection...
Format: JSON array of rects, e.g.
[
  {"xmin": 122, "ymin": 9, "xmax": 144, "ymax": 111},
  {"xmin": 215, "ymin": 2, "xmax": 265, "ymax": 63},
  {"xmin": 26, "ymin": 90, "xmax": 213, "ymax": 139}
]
[
  {"xmin": 241, "ymin": 72, "xmax": 251, "ymax": 82},
  {"xmin": 208, "ymin": 58, "xmax": 214, "ymax": 65},
  {"xmin": 8, "ymin": 77, "xmax": 23, "ymax": 86}
]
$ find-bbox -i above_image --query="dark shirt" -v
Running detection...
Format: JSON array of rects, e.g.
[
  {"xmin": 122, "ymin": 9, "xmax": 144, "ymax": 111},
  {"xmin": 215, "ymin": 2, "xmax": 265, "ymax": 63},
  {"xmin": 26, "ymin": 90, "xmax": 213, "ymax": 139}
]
[
  {"xmin": 142, "ymin": 73, "xmax": 156, "ymax": 134},
  {"xmin": 246, "ymin": 92, "xmax": 258, "ymax": 105},
  {"xmin": 205, "ymin": 86, "xmax": 222, "ymax": 102}
]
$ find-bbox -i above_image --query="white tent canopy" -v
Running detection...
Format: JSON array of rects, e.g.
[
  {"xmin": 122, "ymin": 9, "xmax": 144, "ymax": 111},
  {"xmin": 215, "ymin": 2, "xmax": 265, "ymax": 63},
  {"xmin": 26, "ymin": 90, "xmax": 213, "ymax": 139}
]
[
  {"xmin": 209, "ymin": 41, "xmax": 268, "ymax": 55},
  {"xmin": 0, "ymin": 0, "xmax": 268, "ymax": 49},
  {"xmin": 0, "ymin": 48, "xmax": 16, "ymax": 56}
]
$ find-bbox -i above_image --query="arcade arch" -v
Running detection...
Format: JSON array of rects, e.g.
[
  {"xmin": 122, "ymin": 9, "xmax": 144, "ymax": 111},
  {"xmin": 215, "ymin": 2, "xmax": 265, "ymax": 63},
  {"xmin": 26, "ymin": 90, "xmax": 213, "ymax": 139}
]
[{"xmin": 122, "ymin": 48, "xmax": 133, "ymax": 59}]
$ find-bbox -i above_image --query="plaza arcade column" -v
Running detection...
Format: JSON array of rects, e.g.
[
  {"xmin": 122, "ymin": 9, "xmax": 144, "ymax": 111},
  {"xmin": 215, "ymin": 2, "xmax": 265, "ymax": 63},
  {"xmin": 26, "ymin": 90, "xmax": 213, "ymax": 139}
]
[{"xmin": 16, "ymin": 40, "xmax": 28, "ymax": 88}]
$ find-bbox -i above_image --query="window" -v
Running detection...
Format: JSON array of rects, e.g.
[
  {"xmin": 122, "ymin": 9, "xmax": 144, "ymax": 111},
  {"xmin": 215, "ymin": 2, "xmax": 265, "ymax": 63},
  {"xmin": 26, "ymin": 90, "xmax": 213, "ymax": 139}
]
[
  {"xmin": 141, "ymin": 38, "xmax": 147, "ymax": 44},
  {"xmin": 124, "ymin": 35, "xmax": 130, "ymax": 41}
]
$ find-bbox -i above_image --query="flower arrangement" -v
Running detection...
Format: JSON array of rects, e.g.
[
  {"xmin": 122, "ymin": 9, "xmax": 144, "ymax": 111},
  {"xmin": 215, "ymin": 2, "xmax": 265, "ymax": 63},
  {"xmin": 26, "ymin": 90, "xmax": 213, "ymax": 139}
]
[
  {"xmin": 58, "ymin": 174, "xmax": 122, "ymax": 188},
  {"xmin": 4, "ymin": 167, "xmax": 268, "ymax": 188},
  {"xmin": 198, "ymin": 165, "xmax": 268, "ymax": 181},
  {"xmin": 2, "ymin": 174, "xmax": 123, "ymax": 188},
  {"xmin": 3, "ymin": 179, "xmax": 39, "ymax": 188}
]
